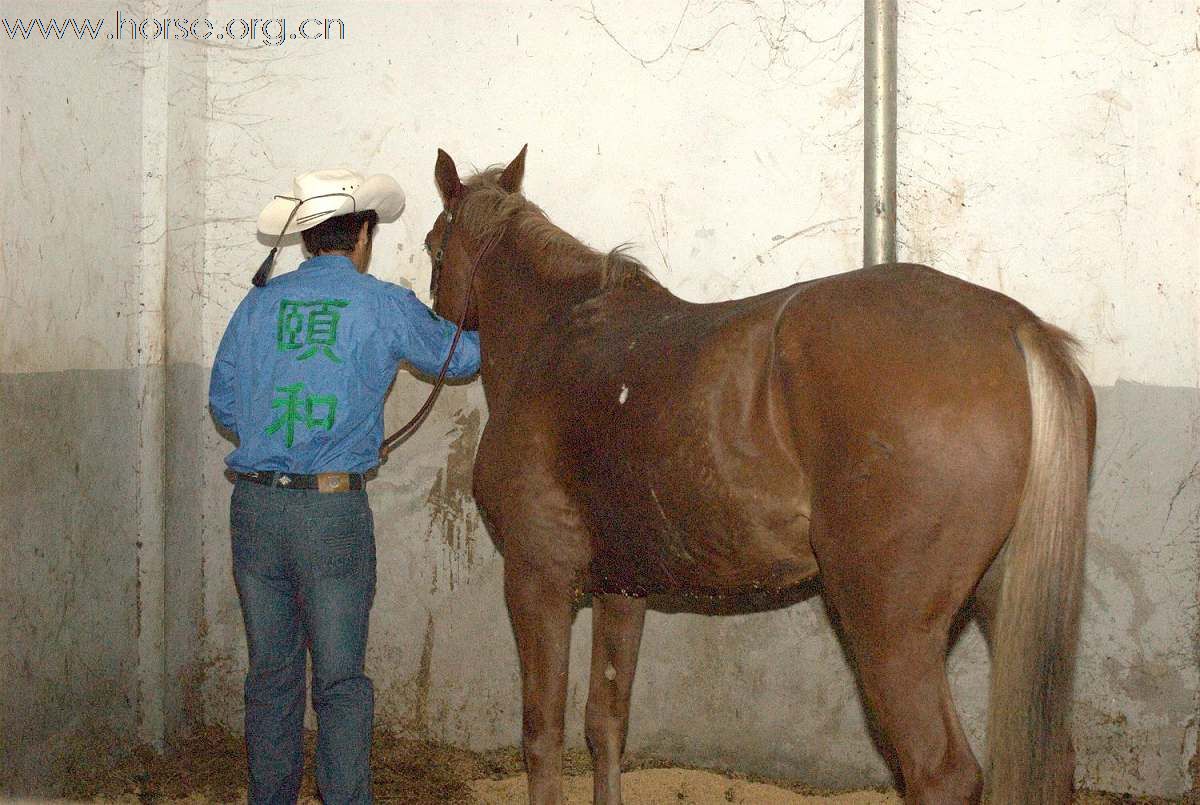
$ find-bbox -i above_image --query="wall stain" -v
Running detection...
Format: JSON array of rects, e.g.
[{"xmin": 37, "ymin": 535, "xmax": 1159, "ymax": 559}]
[
  {"xmin": 425, "ymin": 408, "xmax": 483, "ymax": 592},
  {"xmin": 1087, "ymin": 537, "xmax": 1155, "ymax": 646},
  {"xmin": 377, "ymin": 613, "xmax": 436, "ymax": 738}
]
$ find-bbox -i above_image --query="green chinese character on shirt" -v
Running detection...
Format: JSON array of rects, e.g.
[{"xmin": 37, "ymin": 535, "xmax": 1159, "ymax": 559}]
[
  {"xmin": 278, "ymin": 301, "xmax": 306, "ymax": 353},
  {"xmin": 305, "ymin": 392, "xmax": 337, "ymax": 431},
  {"xmin": 276, "ymin": 299, "xmax": 349, "ymax": 363},
  {"xmin": 265, "ymin": 383, "xmax": 338, "ymax": 448}
]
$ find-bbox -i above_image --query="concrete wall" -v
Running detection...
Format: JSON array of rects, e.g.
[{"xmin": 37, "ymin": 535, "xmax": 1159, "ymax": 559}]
[
  {"xmin": 0, "ymin": 0, "xmax": 209, "ymax": 791},
  {"xmin": 2, "ymin": 0, "xmax": 1196, "ymax": 798},
  {"xmin": 0, "ymin": 0, "xmax": 150, "ymax": 787}
]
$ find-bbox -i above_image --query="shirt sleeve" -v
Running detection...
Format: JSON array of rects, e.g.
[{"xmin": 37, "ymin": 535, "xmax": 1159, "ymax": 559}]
[
  {"xmin": 384, "ymin": 286, "xmax": 481, "ymax": 379},
  {"xmin": 208, "ymin": 297, "xmax": 247, "ymax": 433}
]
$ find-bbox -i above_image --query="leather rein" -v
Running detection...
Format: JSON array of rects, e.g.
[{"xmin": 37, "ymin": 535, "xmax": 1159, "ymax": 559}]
[{"xmin": 378, "ymin": 203, "xmax": 497, "ymax": 460}]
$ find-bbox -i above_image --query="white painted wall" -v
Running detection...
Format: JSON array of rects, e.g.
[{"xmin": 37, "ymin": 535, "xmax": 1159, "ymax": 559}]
[
  {"xmin": 0, "ymin": 5, "xmax": 146, "ymax": 373},
  {"xmin": 897, "ymin": 0, "xmax": 1199, "ymax": 390}
]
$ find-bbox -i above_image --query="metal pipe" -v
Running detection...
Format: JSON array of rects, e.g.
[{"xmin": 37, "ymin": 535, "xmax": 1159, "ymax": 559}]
[{"xmin": 863, "ymin": 0, "xmax": 897, "ymax": 267}]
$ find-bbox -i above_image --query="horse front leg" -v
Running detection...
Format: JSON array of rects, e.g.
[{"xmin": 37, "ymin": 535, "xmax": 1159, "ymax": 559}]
[
  {"xmin": 504, "ymin": 559, "xmax": 576, "ymax": 805},
  {"xmin": 586, "ymin": 593, "xmax": 647, "ymax": 805}
]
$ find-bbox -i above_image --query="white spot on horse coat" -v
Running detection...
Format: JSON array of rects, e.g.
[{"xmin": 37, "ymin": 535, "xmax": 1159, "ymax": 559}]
[
  {"xmin": 618, "ymin": 385, "xmax": 629, "ymax": 405},
  {"xmin": 604, "ymin": 664, "xmax": 617, "ymax": 681}
]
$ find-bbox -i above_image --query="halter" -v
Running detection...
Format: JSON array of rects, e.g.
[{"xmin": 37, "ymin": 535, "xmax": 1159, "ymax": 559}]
[
  {"xmin": 380, "ymin": 200, "xmax": 502, "ymax": 459},
  {"xmin": 429, "ymin": 206, "xmax": 456, "ymax": 301}
]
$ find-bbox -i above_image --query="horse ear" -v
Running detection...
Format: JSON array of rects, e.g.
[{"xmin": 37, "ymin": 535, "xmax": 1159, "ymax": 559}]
[
  {"xmin": 498, "ymin": 144, "xmax": 527, "ymax": 194},
  {"xmin": 435, "ymin": 148, "xmax": 465, "ymax": 206}
]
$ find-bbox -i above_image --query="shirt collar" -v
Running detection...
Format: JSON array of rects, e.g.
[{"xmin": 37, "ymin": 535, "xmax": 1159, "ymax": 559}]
[{"xmin": 299, "ymin": 254, "xmax": 357, "ymax": 272}]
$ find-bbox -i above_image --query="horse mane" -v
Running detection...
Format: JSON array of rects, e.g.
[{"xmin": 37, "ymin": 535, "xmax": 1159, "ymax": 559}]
[{"xmin": 458, "ymin": 166, "xmax": 662, "ymax": 293}]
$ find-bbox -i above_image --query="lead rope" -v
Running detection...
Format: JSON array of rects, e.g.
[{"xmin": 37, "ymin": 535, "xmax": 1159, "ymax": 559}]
[{"xmin": 378, "ymin": 226, "xmax": 502, "ymax": 460}]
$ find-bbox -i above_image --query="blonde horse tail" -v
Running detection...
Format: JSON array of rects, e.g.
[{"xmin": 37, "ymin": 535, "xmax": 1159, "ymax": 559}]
[{"xmin": 984, "ymin": 320, "xmax": 1092, "ymax": 804}]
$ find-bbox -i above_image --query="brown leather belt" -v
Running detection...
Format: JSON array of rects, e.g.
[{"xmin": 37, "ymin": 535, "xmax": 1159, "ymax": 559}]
[{"xmin": 234, "ymin": 470, "xmax": 364, "ymax": 493}]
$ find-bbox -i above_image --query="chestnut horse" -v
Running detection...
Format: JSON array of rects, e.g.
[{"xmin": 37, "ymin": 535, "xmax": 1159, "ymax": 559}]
[{"xmin": 424, "ymin": 146, "xmax": 1094, "ymax": 805}]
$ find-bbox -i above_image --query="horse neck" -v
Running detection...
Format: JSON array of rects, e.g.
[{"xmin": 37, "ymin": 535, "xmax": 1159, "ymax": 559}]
[{"xmin": 473, "ymin": 233, "xmax": 607, "ymax": 412}]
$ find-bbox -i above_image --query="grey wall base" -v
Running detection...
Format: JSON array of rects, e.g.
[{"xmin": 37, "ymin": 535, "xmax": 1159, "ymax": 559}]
[
  {"xmin": 1, "ymin": 369, "xmax": 143, "ymax": 792},
  {"xmin": 0, "ymin": 364, "xmax": 209, "ymax": 795},
  {"xmin": 2, "ymin": 376, "xmax": 1196, "ymax": 797}
]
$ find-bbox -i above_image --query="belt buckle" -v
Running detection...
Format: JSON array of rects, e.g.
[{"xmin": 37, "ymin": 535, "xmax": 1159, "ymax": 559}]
[{"xmin": 317, "ymin": 472, "xmax": 349, "ymax": 493}]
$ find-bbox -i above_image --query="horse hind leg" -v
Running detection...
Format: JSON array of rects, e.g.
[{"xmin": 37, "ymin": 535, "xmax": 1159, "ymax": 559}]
[
  {"xmin": 815, "ymin": 512, "xmax": 995, "ymax": 803},
  {"xmin": 585, "ymin": 593, "xmax": 648, "ymax": 805},
  {"xmin": 848, "ymin": 624, "xmax": 983, "ymax": 804},
  {"xmin": 504, "ymin": 559, "xmax": 576, "ymax": 805},
  {"xmin": 971, "ymin": 544, "xmax": 1005, "ymax": 649}
]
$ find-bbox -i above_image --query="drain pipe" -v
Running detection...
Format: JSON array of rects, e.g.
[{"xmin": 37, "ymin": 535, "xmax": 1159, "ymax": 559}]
[{"xmin": 863, "ymin": 0, "xmax": 897, "ymax": 267}]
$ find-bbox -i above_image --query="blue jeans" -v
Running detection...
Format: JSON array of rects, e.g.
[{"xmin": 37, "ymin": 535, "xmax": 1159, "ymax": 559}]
[{"xmin": 230, "ymin": 478, "xmax": 376, "ymax": 804}]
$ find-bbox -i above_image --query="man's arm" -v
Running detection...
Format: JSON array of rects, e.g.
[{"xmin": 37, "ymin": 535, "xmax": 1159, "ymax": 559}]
[
  {"xmin": 386, "ymin": 287, "xmax": 481, "ymax": 379},
  {"xmin": 208, "ymin": 299, "xmax": 248, "ymax": 434}
]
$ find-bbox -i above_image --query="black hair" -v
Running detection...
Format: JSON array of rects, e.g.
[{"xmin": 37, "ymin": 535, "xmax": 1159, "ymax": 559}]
[{"xmin": 302, "ymin": 209, "xmax": 380, "ymax": 254}]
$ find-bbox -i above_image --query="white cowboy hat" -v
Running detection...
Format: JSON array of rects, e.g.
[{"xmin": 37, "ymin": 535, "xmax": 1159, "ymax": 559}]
[{"xmin": 257, "ymin": 168, "xmax": 406, "ymax": 236}]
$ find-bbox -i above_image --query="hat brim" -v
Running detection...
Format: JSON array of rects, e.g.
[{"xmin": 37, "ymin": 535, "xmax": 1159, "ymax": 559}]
[
  {"xmin": 355, "ymin": 174, "xmax": 406, "ymax": 223},
  {"xmin": 257, "ymin": 173, "xmax": 406, "ymax": 236}
]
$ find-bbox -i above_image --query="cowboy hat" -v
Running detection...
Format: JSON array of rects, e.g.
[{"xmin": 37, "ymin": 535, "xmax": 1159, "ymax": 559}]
[
  {"xmin": 257, "ymin": 168, "xmax": 405, "ymax": 235},
  {"xmin": 252, "ymin": 168, "xmax": 405, "ymax": 286}
]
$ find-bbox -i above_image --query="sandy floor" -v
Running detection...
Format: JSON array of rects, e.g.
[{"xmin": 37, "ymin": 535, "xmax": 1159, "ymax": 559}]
[
  {"xmin": 472, "ymin": 769, "xmax": 898, "ymax": 804},
  {"xmin": 34, "ymin": 726, "xmax": 1178, "ymax": 804},
  {"xmin": 16, "ymin": 771, "xmax": 1174, "ymax": 804},
  {"xmin": 470, "ymin": 772, "xmax": 1150, "ymax": 804}
]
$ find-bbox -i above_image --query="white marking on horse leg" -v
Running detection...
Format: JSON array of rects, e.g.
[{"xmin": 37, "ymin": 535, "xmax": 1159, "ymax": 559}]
[{"xmin": 618, "ymin": 384, "xmax": 629, "ymax": 404}]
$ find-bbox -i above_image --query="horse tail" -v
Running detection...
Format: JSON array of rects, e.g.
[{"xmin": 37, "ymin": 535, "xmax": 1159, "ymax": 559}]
[{"xmin": 984, "ymin": 320, "xmax": 1092, "ymax": 804}]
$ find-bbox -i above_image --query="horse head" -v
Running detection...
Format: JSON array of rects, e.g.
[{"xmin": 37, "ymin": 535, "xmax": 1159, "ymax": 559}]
[{"xmin": 425, "ymin": 145, "xmax": 527, "ymax": 331}]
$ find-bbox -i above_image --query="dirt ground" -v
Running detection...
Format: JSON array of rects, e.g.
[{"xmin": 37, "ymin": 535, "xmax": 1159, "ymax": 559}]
[
  {"xmin": 473, "ymin": 773, "xmax": 1181, "ymax": 804},
  {"xmin": 49, "ymin": 725, "xmax": 1182, "ymax": 804},
  {"xmin": 471, "ymin": 770, "xmax": 896, "ymax": 804}
]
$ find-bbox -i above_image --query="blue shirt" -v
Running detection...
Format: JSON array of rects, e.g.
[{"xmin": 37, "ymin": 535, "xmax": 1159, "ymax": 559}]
[{"xmin": 209, "ymin": 254, "xmax": 480, "ymax": 474}]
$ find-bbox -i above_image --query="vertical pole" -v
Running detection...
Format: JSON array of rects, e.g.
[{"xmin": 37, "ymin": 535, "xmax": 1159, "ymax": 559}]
[{"xmin": 864, "ymin": 0, "xmax": 897, "ymax": 267}]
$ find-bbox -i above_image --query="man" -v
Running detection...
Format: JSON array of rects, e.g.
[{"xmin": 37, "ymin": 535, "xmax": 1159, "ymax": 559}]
[{"xmin": 208, "ymin": 168, "xmax": 480, "ymax": 804}]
